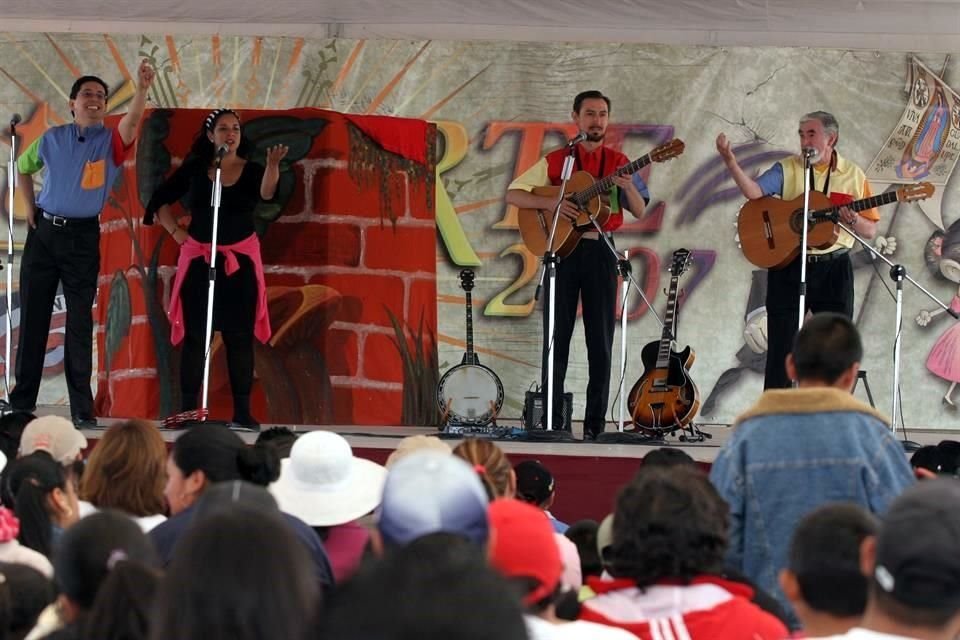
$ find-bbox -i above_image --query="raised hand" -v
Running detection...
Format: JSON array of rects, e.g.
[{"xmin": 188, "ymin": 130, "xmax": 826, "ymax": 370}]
[
  {"xmin": 137, "ymin": 59, "xmax": 156, "ymax": 92},
  {"xmin": 265, "ymin": 144, "xmax": 289, "ymax": 167},
  {"xmin": 716, "ymin": 133, "xmax": 735, "ymax": 163}
]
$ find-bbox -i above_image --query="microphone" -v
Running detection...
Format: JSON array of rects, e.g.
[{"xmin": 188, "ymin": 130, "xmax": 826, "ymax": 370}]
[
  {"xmin": 802, "ymin": 147, "xmax": 818, "ymax": 159},
  {"xmin": 9, "ymin": 113, "xmax": 21, "ymax": 127},
  {"xmin": 566, "ymin": 132, "xmax": 588, "ymax": 147},
  {"xmin": 215, "ymin": 143, "xmax": 228, "ymax": 166}
]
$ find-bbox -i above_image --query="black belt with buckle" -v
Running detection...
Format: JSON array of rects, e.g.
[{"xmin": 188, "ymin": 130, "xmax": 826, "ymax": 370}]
[
  {"xmin": 40, "ymin": 210, "xmax": 99, "ymax": 228},
  {"xmin": 807, "ymin": 248, "xmax": 850, "ymax": 263}
]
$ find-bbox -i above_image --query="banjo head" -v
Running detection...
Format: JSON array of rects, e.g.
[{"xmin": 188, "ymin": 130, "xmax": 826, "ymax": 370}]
[{"xmin": 437, "ymin": 364, "xmax": 504, "ymax": 425}]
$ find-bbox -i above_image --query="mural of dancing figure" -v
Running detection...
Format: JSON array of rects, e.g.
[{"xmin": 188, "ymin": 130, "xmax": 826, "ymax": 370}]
[{"xmin": 917, "ymin": 220, "xmax": 960, "ymax": 409}]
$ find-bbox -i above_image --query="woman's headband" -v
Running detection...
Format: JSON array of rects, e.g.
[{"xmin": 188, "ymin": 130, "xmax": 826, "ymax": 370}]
[{"xmin": 204, "ymin": 108, "xmax": 240, "ymax": 131}]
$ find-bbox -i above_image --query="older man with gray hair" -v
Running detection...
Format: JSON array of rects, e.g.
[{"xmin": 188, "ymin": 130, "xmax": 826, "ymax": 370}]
[{"xmin": 716, "ymin": 110, "xmax": 879, "ymax": 389}]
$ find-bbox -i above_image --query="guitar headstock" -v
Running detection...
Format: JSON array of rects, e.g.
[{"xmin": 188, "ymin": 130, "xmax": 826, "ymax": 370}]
[
  {"xmin": 668, "ymin": 248, "xmax": 692, "ymax": 277},
  {"xmin": 897, "ymin": 182, "xmax": 935, "ymax": 203},
  {"xmin": 650, "ymin": 138, "xmax": 685, "ymax": 163},
  {"xmin": 459, "ymin": 268, "xmax": 476, "ymax": 292}
]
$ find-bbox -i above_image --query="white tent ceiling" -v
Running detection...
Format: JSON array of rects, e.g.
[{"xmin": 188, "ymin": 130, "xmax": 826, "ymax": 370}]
[{"xmin": 3, "ymin": 0, "xmax": 960, "ymax": 51}]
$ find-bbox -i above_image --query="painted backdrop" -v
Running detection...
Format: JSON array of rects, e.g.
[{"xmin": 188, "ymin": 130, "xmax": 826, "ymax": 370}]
[{"xmin": 0, "ymin": 34, "xmax": 959, "ymax": 428}]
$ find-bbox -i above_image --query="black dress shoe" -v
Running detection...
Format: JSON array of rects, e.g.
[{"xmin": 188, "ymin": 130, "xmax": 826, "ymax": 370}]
[
  {"xmin": 227, "ymin": 415, "xmax": 261, "ymax": 433},
  {"xmin": 72, "ymin": 416, "xmax": 98, "ymax": 429}
]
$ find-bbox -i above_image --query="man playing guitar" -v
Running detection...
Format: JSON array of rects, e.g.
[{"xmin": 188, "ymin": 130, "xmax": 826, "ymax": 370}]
[
  {"xmin": 716, "ymin": 111, "xmax": 878, "ymax": 389},
  {"xmin": 506, "ymin": 90, "xmax": 649, "ymax": 439}
]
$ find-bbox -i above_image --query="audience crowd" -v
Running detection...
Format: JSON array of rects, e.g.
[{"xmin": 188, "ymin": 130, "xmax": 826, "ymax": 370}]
[{"xmin": 0, "ymin": 311, "xmax": 952, "ymax": 640}]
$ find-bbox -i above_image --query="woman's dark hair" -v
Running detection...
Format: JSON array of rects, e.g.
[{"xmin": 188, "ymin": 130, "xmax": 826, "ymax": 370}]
[
  {"xmin": 0, "ymin": 562, "xmax": 55, "ymax": 640},
  {"xmin": 608, "ymin": 466, "xmax": 729, "ymax": 587},
  {"xmin": 170, "ymin": 425, "xmax": 280, "ymax": 488},
  {"xmin": 319, "ymin": 533, "xmax": 526, "ymax": 640},
  {"xmin": 53, "ymin": 511, "xmax": 158, "ymax": 611},
  {"xmin": 254, "ymin": 427, "xmax": 298, "ymax": 459},
  {"xmin": 187, "ymin": 108, "xmax": 252, "ymax": 167},
  {"xmin": 5, "ymin": 453, "xmax": 68, "ymax": 557},
  {"xmin": 150, "ymin": 507, "xmax": 318, "ymax": 640},
  {"xmin": 81, "ymin": 561, "xmax": 161, "ymax": 640},
  {"xmin": 564, "ymin": 519, "xmax": 602, "ymax": 578}
]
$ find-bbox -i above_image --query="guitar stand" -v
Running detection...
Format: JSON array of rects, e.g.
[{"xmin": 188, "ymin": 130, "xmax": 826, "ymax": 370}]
[{"xmin": 677, "ymin": 421, "xmax": 712, "ymax": 443}]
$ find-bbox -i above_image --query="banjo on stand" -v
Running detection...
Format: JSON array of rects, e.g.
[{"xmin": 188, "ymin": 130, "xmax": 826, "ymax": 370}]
[{"xmin": 437, "ymin": 269, "xmax": 505, "ymax": 431}]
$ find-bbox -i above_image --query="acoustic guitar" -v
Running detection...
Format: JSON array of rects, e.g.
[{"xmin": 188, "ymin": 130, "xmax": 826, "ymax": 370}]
[
  {"xmin": 738, "ymin": 182, "xmax": 934, "ymax": 269},
  {"xmin": 517, "ymin": 139, "xmax": 685, "ymax": 258},
  {"xmin": 627, "ymin": 248, "xmax": 700, "ymax": 436}
]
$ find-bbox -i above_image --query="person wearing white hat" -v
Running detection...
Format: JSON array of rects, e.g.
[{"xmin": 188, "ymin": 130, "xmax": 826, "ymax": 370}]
[
  {"xmin": 269, "ymin": 431, "xmax": 386, "ymax": 582},
  {"xmin": 18, "ymin": 416, "xmax": 87, "ymax": 466}
]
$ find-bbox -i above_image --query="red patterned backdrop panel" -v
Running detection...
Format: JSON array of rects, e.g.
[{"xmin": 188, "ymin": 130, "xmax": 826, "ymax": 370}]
[{"xmin": 95, "ymin": 108, "xmax": 438, "ymax": 426}]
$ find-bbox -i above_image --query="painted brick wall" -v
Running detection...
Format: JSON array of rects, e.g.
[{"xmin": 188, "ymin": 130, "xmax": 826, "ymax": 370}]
[{"xmin": 95, "ymin": 108, "xmax": 437, "ymax": 426}]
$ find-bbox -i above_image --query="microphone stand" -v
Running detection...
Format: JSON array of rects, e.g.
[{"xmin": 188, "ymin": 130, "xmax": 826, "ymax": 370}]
[
  {"xmin": 534, "ymin": 144, "xmax": 576, "ymax": 433},
  {"xmin": 200, "ymin": 148, "xmax": 226, "ymax": 420},
  {"xmin": 4, "ymin": 118, "xmax": 16, "ymax": 401},
  {"xmin": 797, "ymin": 151, "xmax": 814, "ymax": 338},
  {"xmin": 834, "ymin": 216, "xmax": 957, "ymax": 439}
]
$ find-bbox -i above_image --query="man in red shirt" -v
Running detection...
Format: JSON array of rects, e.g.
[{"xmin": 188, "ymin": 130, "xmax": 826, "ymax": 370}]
[{"xmin": 506, "ymin": 90, "xmax": 649, "ymax": 439}]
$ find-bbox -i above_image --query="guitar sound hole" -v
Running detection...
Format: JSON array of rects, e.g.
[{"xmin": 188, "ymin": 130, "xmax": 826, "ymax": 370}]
[{"xmin": 790, "ymin": 209, "xmax": 805, "ymax": 235}]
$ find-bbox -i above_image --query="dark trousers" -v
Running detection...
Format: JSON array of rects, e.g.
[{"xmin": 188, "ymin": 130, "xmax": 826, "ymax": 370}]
[
  {"xmin": 180, "ymin": 329, "xmax": 255, "ymax": 417},
  {"xmin": 764, "ymin": 253, "xmax": 854, "ymax": 389},
  {"xmin": 11, "ymin": 215, "xmax": 100, "ymax": 418},
  {"xmin": 542, "ymin": 236, "xmax": 617, "ymax": 434},
  {"xmin": 178, "ymin": 253, "xmax": 258, "ymax": 420}
]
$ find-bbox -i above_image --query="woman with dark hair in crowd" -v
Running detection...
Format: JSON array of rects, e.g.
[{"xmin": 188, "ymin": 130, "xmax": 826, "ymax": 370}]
[
  {"xmin": 151, "ymin": 506, "xmax": 318, "ymax": 640},
  {"xmin": 147, "ymin": 425, "xmax": 334, "ymax": 594},
  {"xmin": 144, "ymin": 108, "xmax": 287, "ymax": 430},
  {"xmin": 579, "ymin": 466, "xmax": 788, "ymax": 639},
  {"xmin": 26, "ymin": 511, "xmax": 158, "ymax": 640},
  {"xmin": 0, "ymin": 562, "xmax": 55, "ymax": 640},
  {"xmin": 79, "ymin": 419, "xmax": 167, "ymax": 531},
  {"xmin": 5, "ymin": 453, "xmax": 78, "ymax": 559}
]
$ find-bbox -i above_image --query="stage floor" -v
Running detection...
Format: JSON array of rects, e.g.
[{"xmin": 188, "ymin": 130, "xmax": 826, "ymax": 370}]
[
  {"xmin": 46, "ymin": 405, "xmax": 951, "ymax": 523},
  {"xmin": 49, "ymin": 405, "xmax": 951, "ymax": 463}
]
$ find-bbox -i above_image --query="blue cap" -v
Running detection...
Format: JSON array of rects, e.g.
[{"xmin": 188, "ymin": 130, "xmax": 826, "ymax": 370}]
[{"xmin": 377, "ymin": 451, "xmax": 489, "ymax": 547}]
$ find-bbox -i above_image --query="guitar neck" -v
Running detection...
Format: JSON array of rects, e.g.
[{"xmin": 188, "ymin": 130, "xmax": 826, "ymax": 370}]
[
  {"xmin": 576, "ymin": 154, "xmax": 651, "ymax": 203},
  {"xmin": 817, "ymin": 190, "xmax": 900, "ymax": 216},
  {"xmin": 655, "ymin": 274, "xmax": 680, "ymax": 369}
]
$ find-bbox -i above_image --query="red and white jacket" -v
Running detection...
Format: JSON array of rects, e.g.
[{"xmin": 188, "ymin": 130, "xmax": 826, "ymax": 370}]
[{"xmin": 580, "ymin": 575, "xmax": 789, "ymax": 640}]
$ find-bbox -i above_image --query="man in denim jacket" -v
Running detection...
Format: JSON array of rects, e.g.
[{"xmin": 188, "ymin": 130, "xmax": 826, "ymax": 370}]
[{"xmin": 709, "ymin": 312, "xmax": 915, "ymax": 628}]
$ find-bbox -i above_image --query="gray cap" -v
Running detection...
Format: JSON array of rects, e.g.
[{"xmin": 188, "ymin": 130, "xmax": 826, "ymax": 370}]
[{"xmin": 376, "ymin": 451, "xmax": 489, "ymax": 547}]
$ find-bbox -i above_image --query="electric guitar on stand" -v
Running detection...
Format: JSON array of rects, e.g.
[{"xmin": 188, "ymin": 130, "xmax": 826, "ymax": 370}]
[
  {"xmin": 627, "ymin": 248, "xmax": 700, "ymax": 436},
  {"xmin": 436, "ymin": 269, "xmax": 505, "ymax": 431}
]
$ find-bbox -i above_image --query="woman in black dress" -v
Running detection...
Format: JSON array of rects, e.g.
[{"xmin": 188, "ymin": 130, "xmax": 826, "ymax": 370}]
[{"xmin": 145, "ymin": 108, "xmax": 287, "ymax": 429}]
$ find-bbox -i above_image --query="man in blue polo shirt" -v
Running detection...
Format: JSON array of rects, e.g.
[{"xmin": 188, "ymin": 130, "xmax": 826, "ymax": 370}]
[{"xmin": 9, "ymin": 60, "xmax": 155, "ymax": 427}]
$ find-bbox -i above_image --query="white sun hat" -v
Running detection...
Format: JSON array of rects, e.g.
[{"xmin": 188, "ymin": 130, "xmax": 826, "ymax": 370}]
[{"xmin": 269, "ymin": 431, "xmax": 386, "ymax": 527}]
